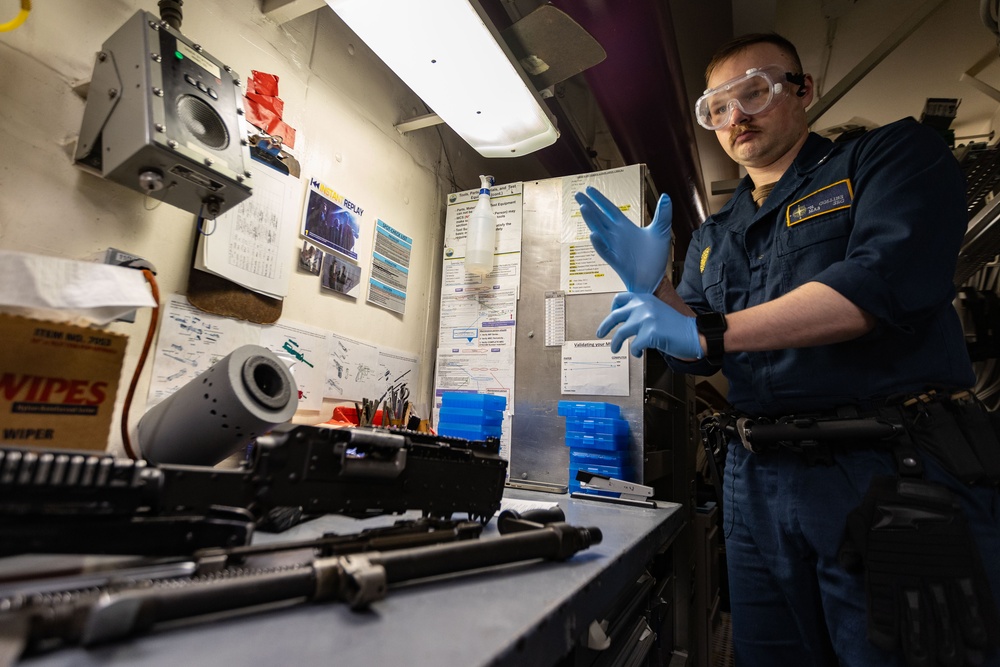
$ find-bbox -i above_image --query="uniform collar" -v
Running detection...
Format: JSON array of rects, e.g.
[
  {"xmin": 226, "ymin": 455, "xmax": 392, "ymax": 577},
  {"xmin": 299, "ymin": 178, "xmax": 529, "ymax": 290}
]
[
  {"xmin": 706, "ymin": 177, "xmax": 752, "ymax": 226},
  {"xmin": 706, "ymin": 132, "xmax": 839, "ymax": 227},
  {"xmin": 738, "ymin": 131, "xmax": 836, "ymax": 193},
  {"xmin": 747, "ymin": 133, "xmax": 841, "ymax": 222},
  {"xmin": 790, "ymin": 132, "xmax": 837, "ymax": 176}
]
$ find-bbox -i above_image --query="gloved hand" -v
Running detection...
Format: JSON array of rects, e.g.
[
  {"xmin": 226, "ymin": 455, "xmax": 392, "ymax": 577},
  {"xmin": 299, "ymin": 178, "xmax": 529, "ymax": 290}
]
[
  {"xmin": 596, "ymin": 292, "xmax": 702, "ymax": 359},
  {"xmin": 574, "ymin": 186, "xmax": 673, "ymax": 294},
  {"xmin": 839, "ymin": 476, "xmax": 1000, "ymax": 667}
]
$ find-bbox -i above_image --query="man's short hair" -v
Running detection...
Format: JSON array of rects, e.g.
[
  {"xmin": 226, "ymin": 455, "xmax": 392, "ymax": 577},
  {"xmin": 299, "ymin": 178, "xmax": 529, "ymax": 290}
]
[{"xmin": 705, "ymin": 33, "xmax": 804, "ymax": 84}]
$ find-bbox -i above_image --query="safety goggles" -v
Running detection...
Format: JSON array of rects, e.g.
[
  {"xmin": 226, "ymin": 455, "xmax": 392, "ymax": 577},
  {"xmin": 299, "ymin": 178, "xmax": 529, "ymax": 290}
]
[{"xmin": 694, "ymin": 65, "xmax": 805, "ymax": 131}]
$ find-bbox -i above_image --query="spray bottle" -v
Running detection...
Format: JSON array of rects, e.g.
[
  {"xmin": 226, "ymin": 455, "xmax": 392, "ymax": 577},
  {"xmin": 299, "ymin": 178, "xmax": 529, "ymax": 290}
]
[{"xmin": 464, "ymin": 175, "xmax": 497, "ymax": 276}]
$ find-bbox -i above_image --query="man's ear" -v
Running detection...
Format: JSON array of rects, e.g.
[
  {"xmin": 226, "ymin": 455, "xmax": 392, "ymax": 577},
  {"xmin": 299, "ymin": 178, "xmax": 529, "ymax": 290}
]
[{"xmin": 798, "ymin": 73, "xmax": 815, "ymax": 105}]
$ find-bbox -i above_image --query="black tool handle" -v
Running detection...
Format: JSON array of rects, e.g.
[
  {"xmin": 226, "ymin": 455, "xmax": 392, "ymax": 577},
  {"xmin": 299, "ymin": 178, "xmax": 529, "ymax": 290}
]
[{"xmin": 496, "ymin": 506, "xmax": 566, "ymax": 534}]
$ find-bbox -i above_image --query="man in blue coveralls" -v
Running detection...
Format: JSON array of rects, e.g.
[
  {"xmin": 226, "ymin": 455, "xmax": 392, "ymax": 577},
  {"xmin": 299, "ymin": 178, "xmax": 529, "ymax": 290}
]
[{"xmin": 576, "ymin": 33, "xmax": 1000, "ymax": 666}]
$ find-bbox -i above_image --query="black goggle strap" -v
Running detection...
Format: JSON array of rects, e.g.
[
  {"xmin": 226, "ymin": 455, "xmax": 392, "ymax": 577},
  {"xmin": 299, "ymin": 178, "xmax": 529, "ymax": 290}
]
[{"xmin": 785, "ymin": 72, "xmax": 807, "ymax": 97}]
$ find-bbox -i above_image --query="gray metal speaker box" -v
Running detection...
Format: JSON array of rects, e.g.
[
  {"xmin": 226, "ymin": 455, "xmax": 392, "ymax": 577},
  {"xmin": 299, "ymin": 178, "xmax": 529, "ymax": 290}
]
[{"xmin": 75, "ymin": 10, "xmax": 253, "ymax": 217}]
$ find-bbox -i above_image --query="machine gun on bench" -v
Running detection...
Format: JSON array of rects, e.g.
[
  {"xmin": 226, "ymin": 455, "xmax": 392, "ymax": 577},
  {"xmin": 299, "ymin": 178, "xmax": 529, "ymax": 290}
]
[{"xmin": 0, "ymin": 424, "xmax": 509, "ymax": 556}]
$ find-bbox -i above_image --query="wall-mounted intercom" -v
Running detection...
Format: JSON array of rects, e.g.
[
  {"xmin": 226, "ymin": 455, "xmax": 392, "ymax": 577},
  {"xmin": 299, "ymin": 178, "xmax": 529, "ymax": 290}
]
[{"xmin": 75, "ymin": 9, "xmax": 253, "ymax": 218}]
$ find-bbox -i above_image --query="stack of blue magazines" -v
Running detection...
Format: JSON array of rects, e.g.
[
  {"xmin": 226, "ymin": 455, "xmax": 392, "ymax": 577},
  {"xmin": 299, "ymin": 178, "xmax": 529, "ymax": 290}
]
[
  {"xmin": 558, "ymin": 401, "xmax": 633, "ymax": 497},
  {"xmin": 437, "ymin": 392, "xmax": 506, "ymax": 441}
]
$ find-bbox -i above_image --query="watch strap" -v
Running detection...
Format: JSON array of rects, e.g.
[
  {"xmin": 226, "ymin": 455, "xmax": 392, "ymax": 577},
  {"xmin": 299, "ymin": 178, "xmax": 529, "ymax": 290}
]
[{"xmin": 696, "ymin": 312, "xmax": 727, "ymax": 366}]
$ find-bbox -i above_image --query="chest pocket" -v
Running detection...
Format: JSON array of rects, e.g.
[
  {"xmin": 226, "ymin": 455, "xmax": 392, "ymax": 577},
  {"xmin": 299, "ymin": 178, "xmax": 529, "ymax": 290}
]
[
  {"xmin": 701, "ymin": 262, "xmax": 726, "ymax": 312},
  {"xmin": 778, "ymin": 209, "xmax": 852, "ymax": 262},
  {"xmin": 776, "ymin": 176, "xmax": 854, "ymax": 258},
  {"xmin": 775, "ymin": 209, "xmax": 853, "ymax": 290},
  {"xmin": 777, "ymin": 209, "xmax": 852, "ymax": 253}
]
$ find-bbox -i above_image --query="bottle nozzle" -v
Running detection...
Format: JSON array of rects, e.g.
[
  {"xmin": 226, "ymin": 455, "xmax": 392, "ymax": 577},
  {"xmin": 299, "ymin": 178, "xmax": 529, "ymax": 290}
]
[{"xmin": 479, "ymin": 175, "xmax": 494, "ymax": 191}]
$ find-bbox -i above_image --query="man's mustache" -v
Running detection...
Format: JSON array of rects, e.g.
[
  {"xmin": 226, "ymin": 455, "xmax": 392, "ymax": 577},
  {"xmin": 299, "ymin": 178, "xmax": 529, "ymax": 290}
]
[{"xmin": 730, "ymin": 124, "xmax": 758, "ymax": 144}]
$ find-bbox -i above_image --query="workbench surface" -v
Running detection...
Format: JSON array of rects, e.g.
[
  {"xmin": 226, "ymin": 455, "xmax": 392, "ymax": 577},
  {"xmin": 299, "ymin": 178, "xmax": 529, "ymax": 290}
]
[{"xmin": 14, "ymin": 489, "xmax": 684, "ymax": 667}]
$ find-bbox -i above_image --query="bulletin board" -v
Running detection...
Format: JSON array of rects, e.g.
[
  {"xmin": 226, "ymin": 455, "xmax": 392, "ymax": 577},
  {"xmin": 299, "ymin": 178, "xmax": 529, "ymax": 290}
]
[{"xmin": 433, "ymin": 165, "xmax": 652, "ymax": 490}]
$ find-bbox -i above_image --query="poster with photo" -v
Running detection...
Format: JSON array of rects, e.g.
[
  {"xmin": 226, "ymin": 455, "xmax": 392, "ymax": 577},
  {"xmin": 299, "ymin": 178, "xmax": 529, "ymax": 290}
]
[
  {"xmin": 300, "ymin": 178, "xmax": 364, "ymax": 260},
  {"xmin": 297, "ymin": 240, "xmax": 323, "ymax": 275},
  {"xmin": 321, "ymin": 252, "xmax": 362, "ymax": 298}
]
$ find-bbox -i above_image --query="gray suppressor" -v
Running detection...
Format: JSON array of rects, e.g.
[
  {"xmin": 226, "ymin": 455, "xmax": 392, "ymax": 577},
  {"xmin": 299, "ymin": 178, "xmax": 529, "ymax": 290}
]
[{"xmin": 138, "ymin": 344, "xmax": 298, "ymax": 465}]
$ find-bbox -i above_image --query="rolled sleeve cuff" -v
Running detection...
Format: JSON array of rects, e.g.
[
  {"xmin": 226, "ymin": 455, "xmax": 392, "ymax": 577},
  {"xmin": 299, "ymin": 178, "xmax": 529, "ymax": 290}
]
[
  {"xmin": 813, "ymin": 262, "xmax": 911, "ymax": 335},
  {"xmin": 663, "ymin": 351, "xmax": 720, "ymax": 376}
]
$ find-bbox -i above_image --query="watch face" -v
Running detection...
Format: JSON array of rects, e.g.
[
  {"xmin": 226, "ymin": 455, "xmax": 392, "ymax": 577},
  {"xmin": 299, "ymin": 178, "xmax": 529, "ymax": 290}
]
[{"xmin": 697, "ymin": 312, "xmax": 727, "ymax": 333}]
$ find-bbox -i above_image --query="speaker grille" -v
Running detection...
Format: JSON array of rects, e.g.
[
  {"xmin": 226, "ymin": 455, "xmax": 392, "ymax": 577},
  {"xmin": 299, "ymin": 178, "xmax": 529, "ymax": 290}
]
[{"xmin": 176, "ymin": 94, "xmax": 229, "ymax": 150}]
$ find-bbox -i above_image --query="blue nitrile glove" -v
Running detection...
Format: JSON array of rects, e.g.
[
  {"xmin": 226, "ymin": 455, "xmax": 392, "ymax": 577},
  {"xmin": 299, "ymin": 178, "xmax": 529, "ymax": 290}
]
[
  {"xmin": 597, "ymin": 292, "xmax": 702, "ymax": 359},
  {"xmin": 574, "ymin": 186, "xmax": 673, "ymax": 294}
]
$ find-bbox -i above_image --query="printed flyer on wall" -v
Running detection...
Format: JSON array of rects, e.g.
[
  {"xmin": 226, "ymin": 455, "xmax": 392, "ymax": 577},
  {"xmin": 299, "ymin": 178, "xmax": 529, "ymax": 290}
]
[
  {"xmin": 300, "ymin": 177, "xmax": 366, "ymax": 261},
  {"xmin": 367, "ymin": 219, "xmax": 412, "ymax": 314}
]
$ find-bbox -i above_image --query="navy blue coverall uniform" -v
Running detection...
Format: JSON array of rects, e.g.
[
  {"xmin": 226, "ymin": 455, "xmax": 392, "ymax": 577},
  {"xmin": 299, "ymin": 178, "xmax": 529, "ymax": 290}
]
[{"xmin": 670, "ymin": 117, "xmax": 1000, "ymax": 665}]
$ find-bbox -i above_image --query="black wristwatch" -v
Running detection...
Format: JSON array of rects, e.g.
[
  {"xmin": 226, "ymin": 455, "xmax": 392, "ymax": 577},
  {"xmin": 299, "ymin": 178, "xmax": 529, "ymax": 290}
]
[{"xmin": 695, "ymin": 311, "xmax": 728, "ymax": 366}]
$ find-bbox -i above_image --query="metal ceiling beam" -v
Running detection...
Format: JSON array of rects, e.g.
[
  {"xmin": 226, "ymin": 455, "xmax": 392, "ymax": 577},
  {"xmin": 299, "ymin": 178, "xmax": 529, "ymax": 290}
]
[
  {"xmin": 260, "ymin": 0, "xmax": 326, "ymax": 24},
  {"xmin": 807, "ymin": 0, "xmax": 948, "ymax": 126},
  {"xmin": 960, "ymin": 50, "xmax": 1000, "ymax": 104}
]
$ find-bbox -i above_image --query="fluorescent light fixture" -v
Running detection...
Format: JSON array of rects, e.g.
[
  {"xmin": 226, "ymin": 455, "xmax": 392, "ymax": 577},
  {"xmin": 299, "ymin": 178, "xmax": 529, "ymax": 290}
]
[{"xmin": 326, "ymin": 0, "xmax": 559, "ymax": 158}]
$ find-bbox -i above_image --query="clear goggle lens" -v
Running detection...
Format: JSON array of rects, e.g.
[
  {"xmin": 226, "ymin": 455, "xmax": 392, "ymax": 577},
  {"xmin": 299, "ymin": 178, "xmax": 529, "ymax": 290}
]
[{"xmin": 695, "ymin": 65, "xmax": 793, "ymax": 131}]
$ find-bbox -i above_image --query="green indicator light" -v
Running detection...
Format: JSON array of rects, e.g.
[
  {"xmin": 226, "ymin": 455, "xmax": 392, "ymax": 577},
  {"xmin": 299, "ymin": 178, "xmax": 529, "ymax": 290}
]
[{"xmin": 175, "ymin": 50, "xmax": 184, "ymax": 60}]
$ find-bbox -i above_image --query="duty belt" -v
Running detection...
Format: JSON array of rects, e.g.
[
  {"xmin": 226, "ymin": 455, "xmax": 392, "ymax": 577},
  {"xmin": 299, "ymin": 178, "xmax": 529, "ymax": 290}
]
[
  {"xmin": 700, "ymin": 390, "xmax": 995, "ymax": 506},
  {"xmin": 733, "ymin": 413, "xmax": 905, "ymax": 455},
  {"xmin": 728, "ymin": 391, "xmax": 977, "ymax": 452},
  {"xmin": 721, "ymin": 390, "xmax": 979, "ymax": 466},
  {"xmin": 696, "ymin": 410, "xmax": 907, "ymax": 508}
]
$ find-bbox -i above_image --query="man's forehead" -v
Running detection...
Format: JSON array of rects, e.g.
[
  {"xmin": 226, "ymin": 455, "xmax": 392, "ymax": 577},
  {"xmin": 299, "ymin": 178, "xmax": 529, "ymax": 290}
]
[{"xmin": 708, "ymin": 44, "xmax": 791, "ymax": 87}]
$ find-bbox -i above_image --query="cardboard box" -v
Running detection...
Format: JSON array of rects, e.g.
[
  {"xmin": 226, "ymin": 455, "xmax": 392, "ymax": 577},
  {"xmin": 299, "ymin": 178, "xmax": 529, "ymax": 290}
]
[{"xmin": 0, "ymin": 314, "xmax": 127, "ymax": 451}]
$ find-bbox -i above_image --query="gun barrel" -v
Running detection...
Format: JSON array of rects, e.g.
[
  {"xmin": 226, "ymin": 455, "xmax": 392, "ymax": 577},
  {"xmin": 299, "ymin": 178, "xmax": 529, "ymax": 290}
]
[
  {"xmin": 9, "ymin": 522, "xmax": 603, "ymax": 653},
  {"xmin": 374, "ymin": 522, "xmax": 602, "ymax": 584},
  {"xmin": 82, "ymin": 565, "xmax": 318, "ymax": 644}
]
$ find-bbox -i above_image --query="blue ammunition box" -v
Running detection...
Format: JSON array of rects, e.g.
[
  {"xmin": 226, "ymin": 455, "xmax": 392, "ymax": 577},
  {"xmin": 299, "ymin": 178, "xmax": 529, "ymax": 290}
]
[
  {"xmin": 564, "ymin": 431, "xmax": 628, "ymax": 452},
  {"xmin": 441, "ymin": 392, "xmax": 507, "ymax": 411},
  {"xmin": 565, "ymin": 417, "xmax": 629, "ymax": 437},
  {"xmin": 437, "ymin": 422, "xmax": 502, "ymax": 441},
  {"xmin": 569, "ymin": 448, "xmax": 631, "ymax": 467},
  {"xmin": 557, "ymin": 401, "xmax": 621, "ymax": 419},
  {"xmin": 439, "ymin": 406, "xmax": 503, "ymax": 427}
]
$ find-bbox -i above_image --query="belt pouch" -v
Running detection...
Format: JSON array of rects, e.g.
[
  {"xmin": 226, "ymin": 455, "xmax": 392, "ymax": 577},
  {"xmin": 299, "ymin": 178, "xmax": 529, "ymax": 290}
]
[
  {"xmin": 956, "ymin": 401, "xmax": 1000, "ymax": 482},
  {"xmin": 909, "ymin": 401, "xmax": 987, "ymax": 484}
]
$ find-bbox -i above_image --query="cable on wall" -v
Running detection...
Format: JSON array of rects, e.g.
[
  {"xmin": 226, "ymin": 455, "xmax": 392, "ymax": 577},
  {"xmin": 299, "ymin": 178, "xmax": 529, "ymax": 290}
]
[
  {"xmin": 120, "ymin": 269, "xmax": 161, "ymax": 460},
  {"xmin": 158, "ymin": 0, "xmax": 183, "ymax": 30},
  {"xmin": 0, "ymin": 0, "xmax": 30, "ymax": 32}
]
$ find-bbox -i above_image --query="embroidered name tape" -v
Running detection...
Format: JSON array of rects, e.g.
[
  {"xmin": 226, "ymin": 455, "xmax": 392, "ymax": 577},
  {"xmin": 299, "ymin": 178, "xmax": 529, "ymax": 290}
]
[{"xmin": 786, "ymin": 179, "xmax": 853, "ymax": 227}]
